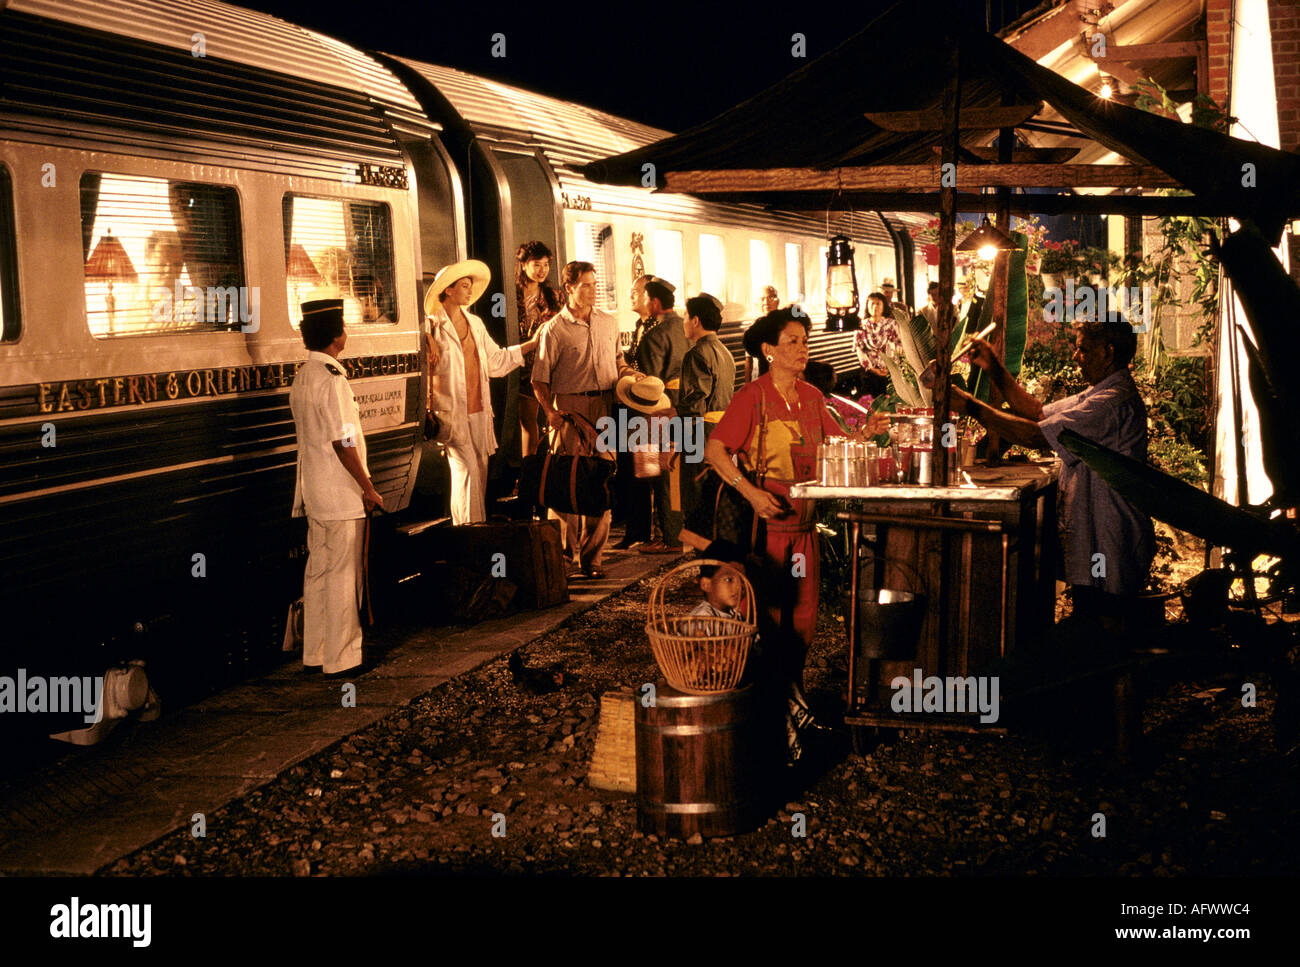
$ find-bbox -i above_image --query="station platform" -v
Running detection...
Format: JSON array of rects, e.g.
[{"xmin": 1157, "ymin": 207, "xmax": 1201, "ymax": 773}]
[{"xmin": 0, "ymin": 533, "xmax": 678, "ymax": 875}]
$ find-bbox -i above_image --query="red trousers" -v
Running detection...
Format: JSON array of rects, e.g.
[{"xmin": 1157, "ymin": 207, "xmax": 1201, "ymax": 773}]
[{"xmin": 759, "ymin": 516, "xmax": 819, "ymax": 689}]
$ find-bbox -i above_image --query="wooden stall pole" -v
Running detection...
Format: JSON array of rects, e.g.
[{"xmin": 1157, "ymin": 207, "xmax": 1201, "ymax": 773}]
[
  {"xmin": 934, "ymin": 44, "xmax": 960, "ymax": 488},
  {"xmin": 985, "ymin": 119, "xmax": 1015, "ymax": 464}
]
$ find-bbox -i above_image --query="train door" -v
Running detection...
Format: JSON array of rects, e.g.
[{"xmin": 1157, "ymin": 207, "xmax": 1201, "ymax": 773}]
[
  {"xmin": 480, "ymin": 145, "xmax": 560, "ymax": 482},
  {"xmin": 405, "ymin": 135, "xmax": 463, "ymax": 518}
]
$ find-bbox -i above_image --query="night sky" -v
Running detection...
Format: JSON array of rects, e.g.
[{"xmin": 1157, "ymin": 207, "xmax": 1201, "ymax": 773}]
[{"xmin": 237, "ymin": 0, "xmax": 1042, "ymax": 132}]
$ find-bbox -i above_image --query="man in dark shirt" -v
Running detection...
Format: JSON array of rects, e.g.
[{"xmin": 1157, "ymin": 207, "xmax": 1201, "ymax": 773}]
[
  {"xmin": 676, "ymin": 293, "xmax": 735, "ymax": 524},
  {"xmin": 636, "ymin": 279, "xmax": 689, "ymax": 553}
]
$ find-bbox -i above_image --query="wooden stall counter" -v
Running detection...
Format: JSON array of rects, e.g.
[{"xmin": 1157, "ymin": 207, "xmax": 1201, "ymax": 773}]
[{"xmin": 791, "ymin": 458, "xmax": 1060, "ymax": 731}]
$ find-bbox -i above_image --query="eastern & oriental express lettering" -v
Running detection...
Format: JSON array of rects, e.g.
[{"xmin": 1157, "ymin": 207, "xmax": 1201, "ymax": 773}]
[{"xmin": 34, "ymin": 354, "xmax": 419, "ymax": 415}]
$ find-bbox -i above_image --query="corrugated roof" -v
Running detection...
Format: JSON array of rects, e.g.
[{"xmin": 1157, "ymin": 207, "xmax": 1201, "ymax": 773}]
[
  {"xmin": 585, "ymin": 0, "xmax": 1300, "ymax": 238},
  {"xmin": 395, "ymin": 56, "xmax": 902, "ymax": 245},
  {"xmin": 7, "ymin": 0, "xmax": 425, "ymax": 117}
]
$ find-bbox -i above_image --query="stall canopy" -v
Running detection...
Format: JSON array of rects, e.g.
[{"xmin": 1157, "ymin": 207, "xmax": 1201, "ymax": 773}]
[{"xmin": 583, "ymin": 0, "xmax": 1300, "ymax": 239}]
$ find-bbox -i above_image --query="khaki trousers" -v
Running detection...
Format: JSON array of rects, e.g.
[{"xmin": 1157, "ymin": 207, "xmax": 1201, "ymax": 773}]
[{"xmin": 303, "ymin": 516, "xmax": 364, "ymax": 674}]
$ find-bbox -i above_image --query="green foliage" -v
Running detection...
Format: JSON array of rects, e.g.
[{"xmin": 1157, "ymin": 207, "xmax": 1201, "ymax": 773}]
[{"xmin": 1148, "ymin": 437, "xmax": 1208, "ymax": 488}]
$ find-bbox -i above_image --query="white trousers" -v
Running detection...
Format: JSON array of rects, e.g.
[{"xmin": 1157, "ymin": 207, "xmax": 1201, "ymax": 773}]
[
  {"xmin": 302, "ymin": 516, "xmax": 364, "ymax": 674},
  {"xmin": 447, "ymin": 410, "xmax": 495, "ymax": 524}
]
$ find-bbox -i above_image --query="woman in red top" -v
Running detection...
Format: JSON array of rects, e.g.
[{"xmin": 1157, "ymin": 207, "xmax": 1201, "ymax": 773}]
[{"xmin": 705, "ymin": 309, "xmax": 886, "ymax": 762}]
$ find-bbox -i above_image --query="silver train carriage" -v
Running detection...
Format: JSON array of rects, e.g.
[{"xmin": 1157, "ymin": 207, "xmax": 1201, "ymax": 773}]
[{"xmin": 0, "ymin": 0, "xmax": 916, "ymax": 729}]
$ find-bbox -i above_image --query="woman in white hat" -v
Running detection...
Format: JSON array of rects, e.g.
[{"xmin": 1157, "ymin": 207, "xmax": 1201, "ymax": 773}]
[{"xmin": 426, "ymin": 259, "xmax": 539, "ymax": 524}]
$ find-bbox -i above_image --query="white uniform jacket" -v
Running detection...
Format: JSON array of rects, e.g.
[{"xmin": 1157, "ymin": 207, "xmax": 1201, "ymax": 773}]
[
  {"xmin": 290, "ymin": 351, "xmax": 368, "ymax": 521},
  {"xmin": 428, "ymin": 307, "xmax": 524, "ymax": 453}
]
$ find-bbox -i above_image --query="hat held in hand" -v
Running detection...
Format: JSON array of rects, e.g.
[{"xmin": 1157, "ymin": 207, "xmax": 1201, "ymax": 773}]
[{"xmin": 616, "ymin": 374, "xmax": 670, "ymax": 414}]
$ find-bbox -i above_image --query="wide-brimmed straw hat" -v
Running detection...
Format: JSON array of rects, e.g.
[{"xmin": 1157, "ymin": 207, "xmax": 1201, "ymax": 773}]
[
  {"xmin": 616, "ymin": 374, "xmax": 670, "ymax": 414},
  {"xmin": 424, "ymin": 259, "xmax": 491, "ymax": 316}
]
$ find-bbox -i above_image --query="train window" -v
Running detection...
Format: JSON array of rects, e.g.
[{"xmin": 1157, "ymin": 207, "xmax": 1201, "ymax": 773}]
[
  {"xmin": 652, "ymin": 229, "xmax": 683, "ymax": 292},
  {"xmin": 79, "ymin": 173, "xmax": 245, "ymax": 337},
  {"xmin": 0, "ymin": 166, "xmax": 17, "ymax": 342},
  {"xmin": 282, "ymin": 195, "xmax": 396, "ymax": 327},
  {"xmin": 574, "ymin": 221, "xmax": 616, "ymax": 310},
  {"xmin": 699, "ymin": 234, "xmax": 725, "ymax": 299},
  {"xmin": 749, "ymin": 240, "xmax": 772, "ymax": 309},
  {"xmin": 785, "ymin": 243, "xmax": 805, "ymax": 303}
]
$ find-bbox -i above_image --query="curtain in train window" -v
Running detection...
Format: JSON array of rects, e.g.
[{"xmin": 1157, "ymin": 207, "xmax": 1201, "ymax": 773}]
[
  {"xmin": 699, "ymin": 234, "xmax": 725, "ymax": 300},
  {"xmin": 652, "ymin": 229, "xmax": 682, "ymax": 293},
  {"xmin": 79, "ymin": 173, "xmax": 245, "ymax": 337},
  {"xmin": 0, "ymin": 166, "xmax": 18, "ymax": 342},
  {"xmin": 282, "ymin": 195, "xmax": 397, "ymax": 327},
  {"xmin": 574, "ymin": 221, "xmax": 616, "ymax": 309},
  {"xmin": 785, "ymin": 242, "xmax": 805, "ymax": 305},
  {"xmin": 749, "ymin": 240, "xmax": 772, "ymax": 311}
]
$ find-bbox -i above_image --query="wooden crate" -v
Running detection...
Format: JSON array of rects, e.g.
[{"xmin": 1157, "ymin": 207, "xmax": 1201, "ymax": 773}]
[{"xmin": 587, "ymin": 690, "xmax": 636, "ymax": 793}]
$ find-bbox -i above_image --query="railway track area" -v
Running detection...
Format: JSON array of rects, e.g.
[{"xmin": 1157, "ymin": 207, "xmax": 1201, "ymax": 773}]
[
  {"xmin": 0, "ymin": 540, "xmax": 1294, "ymax": 878},
  {"xmin": 4, "ymin": 555, "xmax": 1293, "ymax": 878}
]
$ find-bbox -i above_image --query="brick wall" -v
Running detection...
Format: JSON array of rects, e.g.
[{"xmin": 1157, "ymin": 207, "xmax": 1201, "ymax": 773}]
[
  {"xmin": 1207, "ymin": 0, "xmax": 1232, "ymax": 106},
  {"xmin": 1270, "ymin": 0, "xmax": 1300, "ymax": 153}
]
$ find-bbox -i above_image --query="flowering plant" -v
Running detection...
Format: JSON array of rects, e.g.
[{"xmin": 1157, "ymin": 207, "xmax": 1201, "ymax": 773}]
[{"xmin": 1038, "ymin": 239, "xmax": 1079, "ymax": 274}]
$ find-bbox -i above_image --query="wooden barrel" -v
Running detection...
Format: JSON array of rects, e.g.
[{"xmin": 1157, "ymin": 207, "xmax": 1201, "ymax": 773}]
[{"xmin": 635, "ymin": 683, "xmax": 779, "ymax": 838}]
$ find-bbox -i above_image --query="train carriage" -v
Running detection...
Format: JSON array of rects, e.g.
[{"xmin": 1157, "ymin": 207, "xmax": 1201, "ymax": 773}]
[
  {"xmin": 0, "ymin": 0, "xmax": 444, "ymax": 718},
  {"xmin": 0, "ymin": 0, "xmax": 918, "ymax": 737}
]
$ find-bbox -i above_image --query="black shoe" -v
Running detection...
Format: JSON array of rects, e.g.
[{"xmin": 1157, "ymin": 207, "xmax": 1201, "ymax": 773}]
[
  {"xmin": 580, "ymin": 567, "xmax": 606, "ymax": 579},
  {"xmin": 785, "ymin": 714, "xmax": 804, "ymax": 767},
  {"xmin": 789, "ymin": 683, "xmax": 831, "ymax": 732}
]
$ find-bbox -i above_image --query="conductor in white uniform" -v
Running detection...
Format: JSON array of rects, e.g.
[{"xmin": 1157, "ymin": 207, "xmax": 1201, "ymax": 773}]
[
  {"xmin": 290, "ymin": 299, "xmax": 383, "ymax": 675},
  {"xmin": 425, "ymin": 259, "xmax": 539, "ymax": 524}
]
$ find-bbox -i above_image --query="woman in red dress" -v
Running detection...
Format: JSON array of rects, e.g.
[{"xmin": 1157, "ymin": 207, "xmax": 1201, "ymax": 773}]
[{"xmin": 705, "ymin": 309, "xmax": 886, "ymax": 762}]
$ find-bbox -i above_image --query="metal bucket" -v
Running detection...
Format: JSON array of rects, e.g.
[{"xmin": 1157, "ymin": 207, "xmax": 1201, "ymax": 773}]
[{"xmin": 844, "ymin": 588, "xmax": 927, "ymax": 661}]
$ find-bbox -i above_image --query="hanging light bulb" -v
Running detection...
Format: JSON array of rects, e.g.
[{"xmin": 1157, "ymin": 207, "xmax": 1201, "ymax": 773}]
[
  {"xmin": 1099, "ymin": 76, "xmax": 1114, "ymax": 100},
  {"xmin": 957, "ymin": 216, "xmax": 1015, "ymax": 263}
]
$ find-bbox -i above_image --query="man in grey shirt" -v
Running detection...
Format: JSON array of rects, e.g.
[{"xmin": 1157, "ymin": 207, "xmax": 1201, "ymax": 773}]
[
  {"xmin": 952, "ymin": 316, "xmax": 1154, "ymax": 629},
  {"xmin": 532, "ymin": 260, "xmax": 638, "ymax": 578}
]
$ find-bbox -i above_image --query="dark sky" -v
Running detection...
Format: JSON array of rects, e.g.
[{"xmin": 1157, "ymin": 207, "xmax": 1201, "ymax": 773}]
[{"xmin": 237, "ymin": 0, "xmax": 1041, "ymax": 131}]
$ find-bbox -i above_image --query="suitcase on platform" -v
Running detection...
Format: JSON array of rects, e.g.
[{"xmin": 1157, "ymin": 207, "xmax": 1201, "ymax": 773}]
[{"xmin": 448, "ymin": 520, "xmax": 569, "ymax": 610}]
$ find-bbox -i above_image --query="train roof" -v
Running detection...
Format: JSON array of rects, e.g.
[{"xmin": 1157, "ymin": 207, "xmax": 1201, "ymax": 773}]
[
  {"xmin": 1, "ymin": 0, "xmax": 437, "ymax": 175},
  {"xmin": 395, "ymin": 56, "xmax": 909, "ymax": 245}
]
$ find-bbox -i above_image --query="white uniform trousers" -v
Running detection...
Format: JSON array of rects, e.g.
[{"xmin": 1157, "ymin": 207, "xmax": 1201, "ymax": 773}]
[
  {"xmin": 302, "ymin": 516, "xmax": 365, "ymax": 674},
  {"xmin": 446, "ymin": 409, "xmax": 495, "ymax": 524}
]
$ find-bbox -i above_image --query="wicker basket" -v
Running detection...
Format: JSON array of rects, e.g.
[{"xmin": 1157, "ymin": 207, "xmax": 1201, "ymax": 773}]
[{"xmin": 646, "ymin": 559, "xmax": 757, "ymax": 694}]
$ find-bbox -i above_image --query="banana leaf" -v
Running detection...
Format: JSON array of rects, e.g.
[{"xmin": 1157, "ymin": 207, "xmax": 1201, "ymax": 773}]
[
  {"xmin": 893, "ymin": 305, "xmax": 929, "ymax": 375},
  {"xmin": 970, "ymin": 231, "xmax": 1029, "ymax": 403},
  {"xmin": 884, "ymin": 354, "xmax": 926, "ymax": 408},
  {"xmin": 1057, "ymin": 428, "xmax": 1300, "ymax": 558}
]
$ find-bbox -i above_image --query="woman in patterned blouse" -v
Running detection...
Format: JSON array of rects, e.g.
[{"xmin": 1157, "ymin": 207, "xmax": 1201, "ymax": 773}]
[
  {"xmin": 515, "ymin": 241, "xmax": 564, "ymax": 458},
  {"xmin": 854, "ymin": 291, "xmax": 901, "ymax": 397}
]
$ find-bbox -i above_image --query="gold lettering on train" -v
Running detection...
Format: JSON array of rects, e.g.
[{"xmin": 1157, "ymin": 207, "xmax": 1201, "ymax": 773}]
[{"xmin": 22, "ymin": 355, "xmax": 416, "ymax": 417}]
